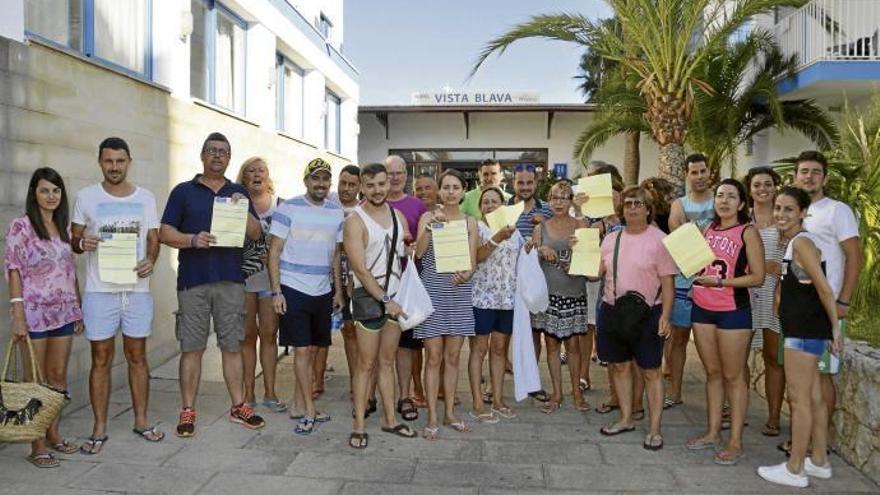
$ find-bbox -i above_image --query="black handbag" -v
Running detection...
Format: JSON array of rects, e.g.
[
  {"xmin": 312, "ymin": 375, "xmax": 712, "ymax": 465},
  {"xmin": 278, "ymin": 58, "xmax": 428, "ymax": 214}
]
[
  {"xmin": 351, "ymin": 205, "xmax": 399, "ymax": 320},
  {"xmin": 605, "ymin": 231, "xmax": 653, "ymax": 344}
]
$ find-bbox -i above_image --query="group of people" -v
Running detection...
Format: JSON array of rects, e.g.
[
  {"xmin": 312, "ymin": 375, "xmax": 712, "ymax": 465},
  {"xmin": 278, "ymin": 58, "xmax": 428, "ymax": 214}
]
[{"xmin": 5, "ymin": 133, "xmax": 861, "ymax": 489}]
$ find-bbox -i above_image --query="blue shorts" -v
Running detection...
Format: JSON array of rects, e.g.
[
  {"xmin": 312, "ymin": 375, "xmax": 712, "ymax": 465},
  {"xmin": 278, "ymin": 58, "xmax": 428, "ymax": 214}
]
[
  {"xmin": 670, "ymin": 288, "xmax": 692, "ymax": 328},
  {"xmin": 473, "ymin": 308, "xmax": 513, "ymax": 336},
  {"xmin": 278, "ymin": 286, "xmax": 332, "ymax": 348},
  {"xmin": 83, "ymin": 292, "xmax": 153, "ymax": 341},
  {"xmin": 398, "ymin": 329, "xmax": 424, "ymax": 349},
  {"xmin": 29, "ymin": 321, "xmax": 76, "ymax": 340},
  {"xmin": 784, "ymin": 337, "xmax": 829, "ymax": 357},
  {"xmin": 691, "ymin": 304, "xmax": 752, "ymax": 330},
  {"xmin": 596, "ymin": 302, "xmax": 664, "ymax": 370}
]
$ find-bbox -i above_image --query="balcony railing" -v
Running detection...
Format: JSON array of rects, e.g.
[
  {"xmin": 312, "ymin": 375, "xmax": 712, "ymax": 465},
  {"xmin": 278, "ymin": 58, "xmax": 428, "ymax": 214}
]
[{"xmin": 774, "ymin": 0, "xmax": 880, "ymax": 69}]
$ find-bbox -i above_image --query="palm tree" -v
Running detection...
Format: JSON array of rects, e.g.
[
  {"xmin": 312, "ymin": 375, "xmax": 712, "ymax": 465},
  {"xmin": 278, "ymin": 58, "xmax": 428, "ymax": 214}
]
[
  {"xmin": 688, "ymin": 31, "xmax": 838, "ymax": 179},
  {"xmin": 472, "ymin": 0, "xmax": 806, "ymax": 186}
]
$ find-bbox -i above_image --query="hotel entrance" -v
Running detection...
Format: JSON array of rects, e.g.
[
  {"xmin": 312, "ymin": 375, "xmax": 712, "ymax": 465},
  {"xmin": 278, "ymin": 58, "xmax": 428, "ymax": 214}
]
[{"xmin": 390, "ymin": 148, "xmax": 548, "ymax": 193}]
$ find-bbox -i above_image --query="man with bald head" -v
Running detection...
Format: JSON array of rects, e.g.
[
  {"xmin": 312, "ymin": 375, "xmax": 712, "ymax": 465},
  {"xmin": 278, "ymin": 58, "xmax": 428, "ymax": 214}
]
[{"xmin": 383, "ymin": 155, "xmax": 427, "ymax": 421}]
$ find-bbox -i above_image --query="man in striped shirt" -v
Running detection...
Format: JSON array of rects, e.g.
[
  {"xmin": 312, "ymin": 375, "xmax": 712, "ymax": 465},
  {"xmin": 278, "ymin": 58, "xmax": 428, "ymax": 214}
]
[{"xmin": 268, "ymin": 158, "xmax": 344, "ymax": 435}]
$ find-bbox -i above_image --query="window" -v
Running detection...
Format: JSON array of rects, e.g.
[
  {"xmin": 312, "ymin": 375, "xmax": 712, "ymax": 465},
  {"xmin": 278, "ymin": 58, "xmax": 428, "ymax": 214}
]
[
  {"xmin": 325, "ymin": 90, "xmax": 341, "ymax": 153},
  {"xmin": 25, "ymin": 0, "xmax": 151, "ymax": 77},
  {"xmin": 317, "ymin": 13, "xmax": 333, "ymax": 39},
  {"xmin": 190, "ymin": 0, "xmax": 246, "ymax": 114},
  {"xmin": 276, "ymin": 55, "xmax": 304, "ymax": 137}
]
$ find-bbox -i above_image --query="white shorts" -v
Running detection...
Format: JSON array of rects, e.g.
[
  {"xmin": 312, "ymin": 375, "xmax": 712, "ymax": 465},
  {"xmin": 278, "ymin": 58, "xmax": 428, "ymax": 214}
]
[{"xmin": 82, "ymin": 292, "xmax": 153, "ymax": 341}]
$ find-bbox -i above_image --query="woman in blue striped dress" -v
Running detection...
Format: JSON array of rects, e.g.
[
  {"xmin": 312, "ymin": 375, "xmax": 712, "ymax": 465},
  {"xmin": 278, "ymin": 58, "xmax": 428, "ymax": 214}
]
[{"xmin": 414, "ymin": 169, "xmax": 480, "ymax": 440}]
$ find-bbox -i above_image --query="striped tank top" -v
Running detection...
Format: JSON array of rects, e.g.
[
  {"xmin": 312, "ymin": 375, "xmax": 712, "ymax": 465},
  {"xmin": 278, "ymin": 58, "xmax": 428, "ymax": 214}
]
[{"xmin": 693, "ymin": 222, "xmax": 751, "ymax": 312}]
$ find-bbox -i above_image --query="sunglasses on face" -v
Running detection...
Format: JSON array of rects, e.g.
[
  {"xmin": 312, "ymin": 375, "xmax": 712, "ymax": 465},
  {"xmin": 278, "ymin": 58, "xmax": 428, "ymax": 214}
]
[
  {"xmin": 204, "ymin": 148, "xmax": 229, "ymax": 158},
  {"xmin": 514, "ymin": 163, "xmax": 536, "ymax": 173},
  {"xmin": 623, "ymin": 200, "xmax": 646, "ymax": 209}
]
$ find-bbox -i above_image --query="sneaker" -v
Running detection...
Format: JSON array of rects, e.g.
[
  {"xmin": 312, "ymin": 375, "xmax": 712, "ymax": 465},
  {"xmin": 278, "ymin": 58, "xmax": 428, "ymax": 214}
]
[
  {"xmin": 757, "ymin": 462, "xmax": 809, "ymax": 488},
  {"xmin": 804, "ymin": 457, "xmax": 832, "ymax": 479},
  {"xmin": 176, "ymin": 407, "xmax": 197, "ymax": 438},
  {"xmin": 230, "ymin": 402, "xmax": 265, "ymax": 430}
]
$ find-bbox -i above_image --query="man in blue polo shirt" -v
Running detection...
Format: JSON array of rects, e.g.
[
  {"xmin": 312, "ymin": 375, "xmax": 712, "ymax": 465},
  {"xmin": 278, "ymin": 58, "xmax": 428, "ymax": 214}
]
[
  {"xmin": 160, "ymin": 132, "xmax": 265, "ymax": 437},
  {"xmin": 509, "ymin": 163, "xmax": 552, "ymax": 402}
]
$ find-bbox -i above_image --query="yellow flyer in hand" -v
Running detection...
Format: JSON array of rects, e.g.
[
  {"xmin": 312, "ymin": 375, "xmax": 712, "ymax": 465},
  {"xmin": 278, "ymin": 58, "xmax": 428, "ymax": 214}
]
[
  {"xmin": 576, "ymin": 174, "xmax": 615, "ymax": 218},
  {"xmin": 211, "ymin": 197, "xmax": 249, "ymax": 247},
  {"xmin": 568, "ymin": 228, "xmax": 601, "ymax": 277},
  {"xmin": 98, "ymin": 232, "xmax": 138, "ymax": 285},
  {"xmin": 662, "ymin": 223, "xmax": 716, "ymax": 278},
  {"xmin": 485, "ymin": 202, "xmax": 524, "ymax": 234},
  {"xmin": 432, "ymin": 219, "xmax": 471, "ymax": 273}
]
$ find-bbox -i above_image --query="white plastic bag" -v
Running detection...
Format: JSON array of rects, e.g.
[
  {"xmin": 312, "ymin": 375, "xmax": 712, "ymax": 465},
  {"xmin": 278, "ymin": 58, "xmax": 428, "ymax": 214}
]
[
  {"xmin": 512, "ymin": 273, "xmax": 542, "ymax": 401},
  {"xmin": 393, "ymin": 257, "xmax": 434, "ymax": 330},
  {"xmin": 517, "ymin": 246, "xmax": 549, "ymax": 313}
]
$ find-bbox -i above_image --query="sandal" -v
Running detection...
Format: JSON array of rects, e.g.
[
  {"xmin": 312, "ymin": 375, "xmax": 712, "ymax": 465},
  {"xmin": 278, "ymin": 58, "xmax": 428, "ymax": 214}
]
[
  {"xmin": 481, "ymin": 391, "xmax": 494, "ymax": 404},
  {"xmin": 714, "ymin": 449, "xmax": 744, "ymax": 466},
  {"xmin": 574, "ymin": 400, "xmax": 591, "ymax": 412},
  {"xmin": 643, "ymin": 433, "xmax": 664, "ymax": 451},
  {"xmin": 294, "ymin": 417, "xmax": 317, "ymax": 435},
  {"xmin": 663, "ymin": 396, "xmax": 683, "ymax": 409},
  {"xmin": 262, "ymin": 399, "xmax": 289, "ymax": 413},
  {"xmin": 411, "ymin": 395, "xmax": 428, "ymax": 408},
  {"xmin": 79, "ymin": 436, "xmax": 108, "ymax": 455},
  {"xmin": 133, "ymin": 425, "xmax": 165, "ymax": 442},
  {"xmin": 349, "ymin": 432, "xmax": 368, "ymax": 449},
  {"xmin": 528, "ymin": 390, "xmax": 550, "ymax": 402},
  {"xmin": 632, "ymin": 410, "xmax": 645, "ymax": 421},
  {"xmin": 492, "ymin": 406, "xmax": 517, "ymax": 419},
  {"xmin": 423, "ymin": 426, "xmax": 439, "ymax": 441},
  {"xmin": 599, "ymin": 424, "xmax": 636, "ymax": 436},
  {"xmin": 540, "ymin": 401, "xmax": 562, "ymax": 414},
  {"xmin": 444, "ymin": 421, "xmax": 471, "ymax": 433},
  {"xmin": 468, "ymin": 411, "xmax": 500, "ymax": 424},
  {"xmin": 397, "ymin": 398, "xmax": 419, "ymax": 421},
  {"xmin": 579, "ymin": 378, "xmax": 591, "ymax": 392},
  {"xmin": 595, "ymin": 402, "xmax": 619, "ymax": 414},
  {"xmin": 27, "ymin": 452, "xmax": 59, "ymax": 468},
  {"xmin": 761, "ymin": 423, "xmax": 781, "ymax": 437},
  {"xmin": 381, "ymin": 423, "xmax": 417, "ymax": 438},
  {"xmin": 51, "ymin": 439, "xmax": 79, "ymax": 454},
  {"xmin": 686, "ymin": 438, "xmax": 719, "ymax": 451}
]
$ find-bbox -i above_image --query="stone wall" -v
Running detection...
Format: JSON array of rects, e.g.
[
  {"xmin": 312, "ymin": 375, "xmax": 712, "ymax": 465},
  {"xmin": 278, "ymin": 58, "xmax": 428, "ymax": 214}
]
[{"xmin": 0, "ymin": 37, "xmax": 354, "ymax": 411}]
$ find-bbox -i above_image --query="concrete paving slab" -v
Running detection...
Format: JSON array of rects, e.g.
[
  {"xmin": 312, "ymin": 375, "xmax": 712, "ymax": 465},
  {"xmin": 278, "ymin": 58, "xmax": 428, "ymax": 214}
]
[
  {"xmin": 164, "ymin": 444, "xmax": 294, "ymax": 475},
  {"xmin": 340, "ymin": 481, "xmax": 478, "ymax": 495},
  {"xmin": 66, "ymin": 462, "xmax": 215, "ymax": 494},
  {"xmin": 545, "ymin": 464, "xmax": 676, "ymax": 491},
  {"xmin": 412, "ymin": 459, "xmax": 544, "ymax": 488},
  {"xmin": 482, "ymin": 439, "xmax": 602, "ymax": 464},
  {"xmin": 284, "ymin": 451, "xmax": 415, "ymax": 482},
  {"xmin": 197, "ymin": 472, "xmax": 343, "ymax": 495}
]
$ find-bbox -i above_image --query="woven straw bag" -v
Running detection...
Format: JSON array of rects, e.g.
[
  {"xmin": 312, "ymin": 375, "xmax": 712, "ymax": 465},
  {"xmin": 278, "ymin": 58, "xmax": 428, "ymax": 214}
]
[{"xmin": 0, "ymin": 337, "xmax": 66, "ymax": 443}]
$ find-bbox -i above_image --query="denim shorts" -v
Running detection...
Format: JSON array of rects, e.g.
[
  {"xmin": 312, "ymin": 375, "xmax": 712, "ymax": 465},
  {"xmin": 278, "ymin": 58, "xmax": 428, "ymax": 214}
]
[
  {"xmin": 29, "ymin": 321, "xmax": 76, "ymax": 340},
  {"xmin": 784, "ymin": 337, "xmax": 829, "ymax": 357},
  {"xmin": 670, "ymin": 288, "xmax": 693, "ymax": 328},
  {"xmin": 83, "ymin": 292, "xmax": 153, "ymax": 341}
]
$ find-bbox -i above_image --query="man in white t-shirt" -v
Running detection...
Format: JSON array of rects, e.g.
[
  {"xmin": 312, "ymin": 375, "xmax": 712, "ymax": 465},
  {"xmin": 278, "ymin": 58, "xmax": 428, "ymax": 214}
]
[
  {"xmin": 71, "ymin": 137, "xmax": 164, "ymax": 453},
  {"xmin": 793, "ymin": 150, "xmax": 862, "ymax": 421}
]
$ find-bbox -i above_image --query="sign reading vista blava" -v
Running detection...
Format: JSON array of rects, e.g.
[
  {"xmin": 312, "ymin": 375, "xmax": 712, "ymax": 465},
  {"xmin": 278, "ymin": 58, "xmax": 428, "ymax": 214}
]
[{"xmin": 411, "ymin": 91, "xmax": 540, "ymax": 105}]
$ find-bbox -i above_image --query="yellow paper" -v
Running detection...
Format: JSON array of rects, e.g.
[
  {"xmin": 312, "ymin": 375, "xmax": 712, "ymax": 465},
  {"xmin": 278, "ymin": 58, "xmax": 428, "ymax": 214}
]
[
  {"xmin": 98, "ymin": 233, "xmax": 138, "ymax": 284},
  {"xmin": 576, "ymin": 174, "xmax": 615, "ymax": 218},
  {"xmin": 662, "ymin": 223, "xmax": 716, "ymax": 278},
  {"xmin": 568, "ymin": 228, "xmax": 601, "ymax": 277},
  {"xmin": 211, "ymin": 197, "xmax": 249, "ymax": 247},
  {"xmin": 485, "ymin": 202, "xmax": 524, "ymax": 234},
  {"xmin": 432, "ymin": 219, "xmax": 471, "ymax": 273}
]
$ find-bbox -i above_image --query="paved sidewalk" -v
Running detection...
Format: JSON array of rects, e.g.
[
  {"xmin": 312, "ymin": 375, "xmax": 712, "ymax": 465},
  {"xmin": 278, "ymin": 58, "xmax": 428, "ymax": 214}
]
[{"xmin": 0, "ymin": 335, "xmax": 876, "ymax": 494}]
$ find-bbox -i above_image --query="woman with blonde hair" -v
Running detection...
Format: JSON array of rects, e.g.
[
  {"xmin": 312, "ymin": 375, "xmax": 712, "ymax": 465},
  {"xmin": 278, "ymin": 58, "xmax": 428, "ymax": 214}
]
[{"xmin": 237, "ymin": 157, "xmax": 285, "ymax": 412}]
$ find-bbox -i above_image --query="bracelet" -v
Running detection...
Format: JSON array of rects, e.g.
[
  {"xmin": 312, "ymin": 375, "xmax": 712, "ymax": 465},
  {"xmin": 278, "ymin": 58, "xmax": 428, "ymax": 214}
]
[
  {"xmin": 836, "ymin": 299, "xmax": 850, "ymax": 307},
  {"xmin": 78, "ymin": 238, "xmax": 85, "ymax": 251},
  {"xmin": 271, "ymin": 290, "xmax": 282, "ymax": 297},
  {"xmin": 488, "ymin": 238, "xmax": 499, "ymax": 247},
  {"xmin": 9, "ymin": 297, "xmax": 24, "ymax": 304}
]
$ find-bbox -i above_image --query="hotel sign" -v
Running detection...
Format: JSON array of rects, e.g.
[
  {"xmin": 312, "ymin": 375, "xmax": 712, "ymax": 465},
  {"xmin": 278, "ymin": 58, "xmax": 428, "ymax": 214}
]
[{"xmin": 411, "ymin": 91, "xmax": 540, "ymax": 105}]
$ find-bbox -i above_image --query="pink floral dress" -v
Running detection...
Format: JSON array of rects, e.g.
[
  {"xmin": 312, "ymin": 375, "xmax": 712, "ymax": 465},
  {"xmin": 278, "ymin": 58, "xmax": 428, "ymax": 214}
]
[{"xmin": 4, "ymin": 216, "xmax": 82, "ymax": 333}]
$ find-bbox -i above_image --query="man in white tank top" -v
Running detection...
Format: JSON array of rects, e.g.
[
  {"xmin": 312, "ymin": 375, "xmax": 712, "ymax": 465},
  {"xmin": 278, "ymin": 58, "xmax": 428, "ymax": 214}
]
[{"xmin": 343, "ymin": 163, "xmax": 416, "ymax": 448}]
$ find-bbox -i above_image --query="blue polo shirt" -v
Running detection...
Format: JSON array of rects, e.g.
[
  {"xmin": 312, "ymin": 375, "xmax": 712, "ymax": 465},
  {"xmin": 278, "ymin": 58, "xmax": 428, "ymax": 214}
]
[
  {"xmin": 161, "ymin": 175, "xmax": 257, "ymax": 290},
  {"xmin": 508, "ymin": 197, "xmax": 552, "ymax": 240}
]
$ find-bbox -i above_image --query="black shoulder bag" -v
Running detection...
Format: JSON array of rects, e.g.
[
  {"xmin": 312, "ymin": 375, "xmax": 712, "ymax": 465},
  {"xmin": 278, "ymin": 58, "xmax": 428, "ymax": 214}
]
[
  {"xmin": 605, "ymin": 231, "xmax": 652, "ymax": 344},
  {"xmin": 351, "ymin": 205, "xmax": 399, "ymax": 320}
]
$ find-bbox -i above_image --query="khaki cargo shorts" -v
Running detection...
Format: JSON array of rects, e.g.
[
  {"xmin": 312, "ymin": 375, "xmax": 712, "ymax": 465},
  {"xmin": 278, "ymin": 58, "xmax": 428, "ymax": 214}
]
[{"xmin": 175, "ymin": 281, "xmax": 246, "ymax": 353}]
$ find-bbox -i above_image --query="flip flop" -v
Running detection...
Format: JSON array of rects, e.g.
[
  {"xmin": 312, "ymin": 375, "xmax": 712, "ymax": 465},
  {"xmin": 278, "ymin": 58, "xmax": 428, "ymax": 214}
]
[
  {"xmin": 761, "ymin": 423, "xmax": 781, "ymax": 437},
  {"xmin": 261, "ymin": 399, "xmax": 289, "ymax": 413},
  {"xmin": 411, "ymin": 395, "xmax": 428, "ymax": 408},
  {"xmin": 314, "ymin": 412, "xmax": 332, "ymax": 423},
  {"xmin": 632, "ymin": 410, "xmax": 645, "ymax": 421},
  {"xmin": 133, "ymin": 425, "xmax": 165, "ymax": 442},
  {"xmin": 594, "ymin": 402, "xmax": 619, "ymax": 414},
  {"xmin": 79, "ymin": 436, "xmax": 108, "ymax": 455},
  {"xmin": 491, "ymin": 407, "xmax": 517, "ymax": 419},
  {"xmin": 714, "ymin": 450, "xmax": 744, "ymax": 466},
  {"xmin": 397, "ymin": 398, "xmax": 419, "ymax": 421},
  {"xmin": 540, "ymin": 401, "xmax": 562, "ymax": 414},
  {"xmin": 50, "ymin": 439, "xmax": 79, "ymax": 454},
  {"xmin": 349, "ymin": 432, "xmax": 368, "ymax": 449},
  {"xmin": 27, "ymin": 452, "xmax": 59, "ymax": 468},
  {"xmin": 528, "ymin": 390, "xmax": 550, "ymax": 402},
  {"xmin": 468, "ymin": 411, "xmax": 500, "ymax": 424},
  {"xmin": 381, "ymin": 423, "xmax": 417, "ymax": 438},
  {"xmin": 643, "ymin": 433, "xmax": 664, "ymax": 451},
  {"xmin": 600, "ymin": 424, "xmax": 636, "ymax": 436},
  {"xmin": 579, "ymin": 378, "xmax": 591, "ymax": 392},
  {"xmin": 663, "ymin": 397, "xmax": 683, "ymax": 409},
  {"xmin": 444, "ymin": 421, "xmax": 471, "ymax": 433},
  {"xmin": 294, "ymin": 417, "xmax": 317, "ymax": 435},
  {"xmin": 422, "ymin": 426, "xmax": 439, "ymax": 441},
  {"xmin": 481, "ymin": 391, "xmax": 494, "ymax": 404},
  {"xmin": 685, "ymin": 438, "xmax": 718, "ymax": 451},
  {"xmin": 574, "ymin": 400, "xmax": 591, "ymax": 412}
]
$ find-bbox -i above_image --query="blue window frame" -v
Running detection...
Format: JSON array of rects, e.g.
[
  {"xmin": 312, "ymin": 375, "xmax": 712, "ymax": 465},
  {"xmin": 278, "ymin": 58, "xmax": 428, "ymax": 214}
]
[
  {"xmin": 276, "ymin": 53, "xmax": 305, "ymax": 137},
  {"xmin": 325, "ymin": 90, "xmax": 341, "ymax": 153},
  {"xmin": 191, "ymin": 0, "xmax": 247, "ymax": 114},
  {"xmin": 24, "ymin": 0, "xmax": 153, "ymax": 79}
]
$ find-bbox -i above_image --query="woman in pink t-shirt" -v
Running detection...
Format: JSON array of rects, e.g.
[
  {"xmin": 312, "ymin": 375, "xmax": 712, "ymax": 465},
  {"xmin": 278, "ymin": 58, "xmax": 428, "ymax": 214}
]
[
  {"xmin": 592, "ymin": 186, "xmax": 676, "ymax": 450},
  {"xmin": 5, "ymin": 167, "xmax": 83, "ymax": 468},
  {"xmin": 686, "ymin": 178, "xmax": 765, "ymax": 465}
]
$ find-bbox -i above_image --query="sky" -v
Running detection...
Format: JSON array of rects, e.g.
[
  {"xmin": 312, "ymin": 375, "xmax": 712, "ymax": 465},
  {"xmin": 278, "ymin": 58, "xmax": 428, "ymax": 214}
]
[{"xmin": 343, "ymin": 0, "xmax": 613, "ymax": 105}]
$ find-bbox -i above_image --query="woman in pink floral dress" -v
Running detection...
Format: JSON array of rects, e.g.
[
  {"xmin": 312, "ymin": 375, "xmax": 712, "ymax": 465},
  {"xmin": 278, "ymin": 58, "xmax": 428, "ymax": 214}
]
[{"xmin": 5, "ymin": 167, "xmax": 83, "ymax": 468}]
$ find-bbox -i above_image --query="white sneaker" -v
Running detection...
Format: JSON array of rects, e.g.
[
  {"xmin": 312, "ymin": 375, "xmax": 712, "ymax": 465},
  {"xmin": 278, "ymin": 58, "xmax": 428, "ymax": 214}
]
[
  {"xmin": 804, "ymin": 457, "xmax": 832, "ymax": 479},
  {"xmin": 757, "ymin": 462, "xmax": 809, "ymax": 488}
]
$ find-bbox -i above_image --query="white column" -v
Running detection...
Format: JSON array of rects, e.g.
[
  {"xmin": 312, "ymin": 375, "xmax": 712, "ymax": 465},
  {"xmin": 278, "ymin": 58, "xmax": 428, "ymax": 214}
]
[
  {"xmin": 0, "ymin": 0, "xmax": 24, "ymax": 42},
  {"xmin": 244, "ymin": 23, "xmax": 276, "ymax": 128}
]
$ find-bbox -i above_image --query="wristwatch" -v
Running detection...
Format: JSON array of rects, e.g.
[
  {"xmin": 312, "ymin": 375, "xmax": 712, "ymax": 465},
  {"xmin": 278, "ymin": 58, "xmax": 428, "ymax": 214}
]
[{"xmin": 380, "ymin": 293, "xmax": 391, "ymax": 303}]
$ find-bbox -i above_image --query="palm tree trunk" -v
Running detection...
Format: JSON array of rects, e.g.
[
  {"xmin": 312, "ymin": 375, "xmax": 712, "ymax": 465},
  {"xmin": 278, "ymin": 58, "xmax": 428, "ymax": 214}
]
[
  {"xmin": 659, "ymin": 142, "xmax": 686, "ymax": 190},
  {"xmin": 623, "ymin": 131, "xmax": 640, "ymax": 185}
]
